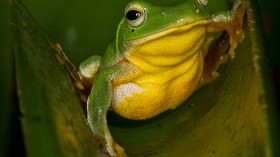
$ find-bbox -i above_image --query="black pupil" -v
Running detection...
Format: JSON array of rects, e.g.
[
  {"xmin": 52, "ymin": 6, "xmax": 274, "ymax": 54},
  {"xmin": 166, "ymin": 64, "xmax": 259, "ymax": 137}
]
[{"xmin": 126, "ymin": 10, "xmax": 141, "ymax": 21}]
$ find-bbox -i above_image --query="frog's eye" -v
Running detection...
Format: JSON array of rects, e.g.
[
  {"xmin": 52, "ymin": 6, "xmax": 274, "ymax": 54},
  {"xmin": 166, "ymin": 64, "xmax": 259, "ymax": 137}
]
[
  {"xmin": 125, "ymin": 4, "xmax": 145, "ymax": 27},
  {"xmin": 198, "ymin": 0, "xmax": 208, "ymax": 6}
]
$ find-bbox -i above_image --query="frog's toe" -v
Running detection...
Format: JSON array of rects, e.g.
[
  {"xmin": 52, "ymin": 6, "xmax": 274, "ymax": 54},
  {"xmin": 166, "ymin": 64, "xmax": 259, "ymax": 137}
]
[
  {"xmin": 97, "ymin": 137, "xmax": 126, "ymax": 157},
  {"xmin": 113, "ymin": 142, "xmax": 127, "ymax": 157}
]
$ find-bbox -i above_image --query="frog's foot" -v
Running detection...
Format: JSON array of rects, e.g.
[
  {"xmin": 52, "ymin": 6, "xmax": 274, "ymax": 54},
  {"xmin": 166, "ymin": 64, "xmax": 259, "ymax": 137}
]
[
  {"xmin": 227, "ymin": 0, "xmax": 246, "ymax": 59},
  {"xmin": 48, "ymin": 40, "xmax": 84, "ymax": 90},
  {"xmin": 97, "ymin": 137, "xmax": 126, "ymax": 157},
  {"xmin": 208, "ymin": 0, "xmax": 246, "ymax": 59},
  {"xmin": 48, "ymin": 40, "xmax": 88, "ymax": 103},
  {"xmin": 113, "ymin": 141, "xmax": 126, "ymax": 157},
  {"xmin": 198, "ymin": 32, "xmax": 230, "ymax": 88}
]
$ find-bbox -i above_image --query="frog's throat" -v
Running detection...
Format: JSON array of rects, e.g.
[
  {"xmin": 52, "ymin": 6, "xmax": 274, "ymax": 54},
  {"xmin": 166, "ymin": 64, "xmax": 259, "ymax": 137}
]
[
  {"xmin": 128, "ymin": 19, "xmax": 211, "ymax": 45},
  {"xmin": 124, "ymin": 19, "xmax": 210, "ymax": 72}
]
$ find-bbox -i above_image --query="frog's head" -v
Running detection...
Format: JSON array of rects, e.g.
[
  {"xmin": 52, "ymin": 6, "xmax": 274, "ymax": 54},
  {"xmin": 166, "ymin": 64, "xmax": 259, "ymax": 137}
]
[{"xmin": 116, "ymin": 0, "xmax": 211, "ymax": 56}]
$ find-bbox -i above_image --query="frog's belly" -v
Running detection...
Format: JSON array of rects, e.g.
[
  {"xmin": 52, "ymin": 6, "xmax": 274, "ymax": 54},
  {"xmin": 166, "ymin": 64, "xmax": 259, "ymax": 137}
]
[{"xmin": 111, "ymin": 71, "xmax": 201, "ymax": 120}]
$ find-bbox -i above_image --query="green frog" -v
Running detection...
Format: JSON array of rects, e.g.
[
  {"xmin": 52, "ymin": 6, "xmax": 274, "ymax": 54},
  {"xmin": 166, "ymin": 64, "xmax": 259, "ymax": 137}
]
[{"xmin": 53, "ymin": 0, "xmax": 246, "ymax": 156}]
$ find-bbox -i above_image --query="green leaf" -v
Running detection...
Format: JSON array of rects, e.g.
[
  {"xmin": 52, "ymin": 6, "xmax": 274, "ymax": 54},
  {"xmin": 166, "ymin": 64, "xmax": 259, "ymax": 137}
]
[
  {"xmin": 10, "ymin": 0, "xmax": 280, "ymax": 157},
  {"xmin": 9, "ymin": 0, "xmax": 106, "ymax": 156}
]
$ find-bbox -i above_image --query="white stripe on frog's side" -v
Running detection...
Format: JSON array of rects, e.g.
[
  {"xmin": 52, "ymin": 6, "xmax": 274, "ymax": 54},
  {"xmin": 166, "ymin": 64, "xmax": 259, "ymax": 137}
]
[{"xmin": 111, "ymin": 83, "xmax": 145, "ymax": 107}]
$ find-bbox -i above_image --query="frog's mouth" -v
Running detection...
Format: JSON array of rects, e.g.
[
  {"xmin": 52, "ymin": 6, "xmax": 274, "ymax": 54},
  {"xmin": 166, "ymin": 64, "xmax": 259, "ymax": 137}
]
[
  {"xmin": 124, "ymin": 19, "xmax": 211, "ymax": 69},
  {"xmin": 128, "ymin": 19, "xmax": 211, "ymax": 45}
]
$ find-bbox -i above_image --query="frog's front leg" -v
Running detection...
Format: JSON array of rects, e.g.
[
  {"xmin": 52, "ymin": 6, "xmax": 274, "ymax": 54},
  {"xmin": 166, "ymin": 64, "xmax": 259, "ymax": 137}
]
[
  {"xmin": 199, "ymin": 0, "xmax": 246, "ymax": 87},
  {"xmin": 79, "ymin": 55, "xmax": 101, "ymax": 87},
  {"xmin": 87, "ymin": 68, "xmax": 126, "ymax": 157},
  {"xmin": 208, "ymin": 0, "xmax": 246, "ymax": 59},
  {"xmin": 76, "ymin": 55, "xmax": 100, "ymax": 102}
]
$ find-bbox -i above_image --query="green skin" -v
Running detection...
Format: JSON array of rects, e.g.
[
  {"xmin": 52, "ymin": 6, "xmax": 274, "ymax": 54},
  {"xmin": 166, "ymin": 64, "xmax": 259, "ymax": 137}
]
[{"xmin": 78, "ymin": 0, "xmax": 243, "ymax": 156}]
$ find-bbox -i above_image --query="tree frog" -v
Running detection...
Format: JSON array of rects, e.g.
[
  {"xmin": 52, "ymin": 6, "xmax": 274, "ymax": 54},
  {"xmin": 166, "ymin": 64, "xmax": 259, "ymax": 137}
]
[{"xmin": 76, "ymin": 0, "xmax": 245, "ymax": 156}]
